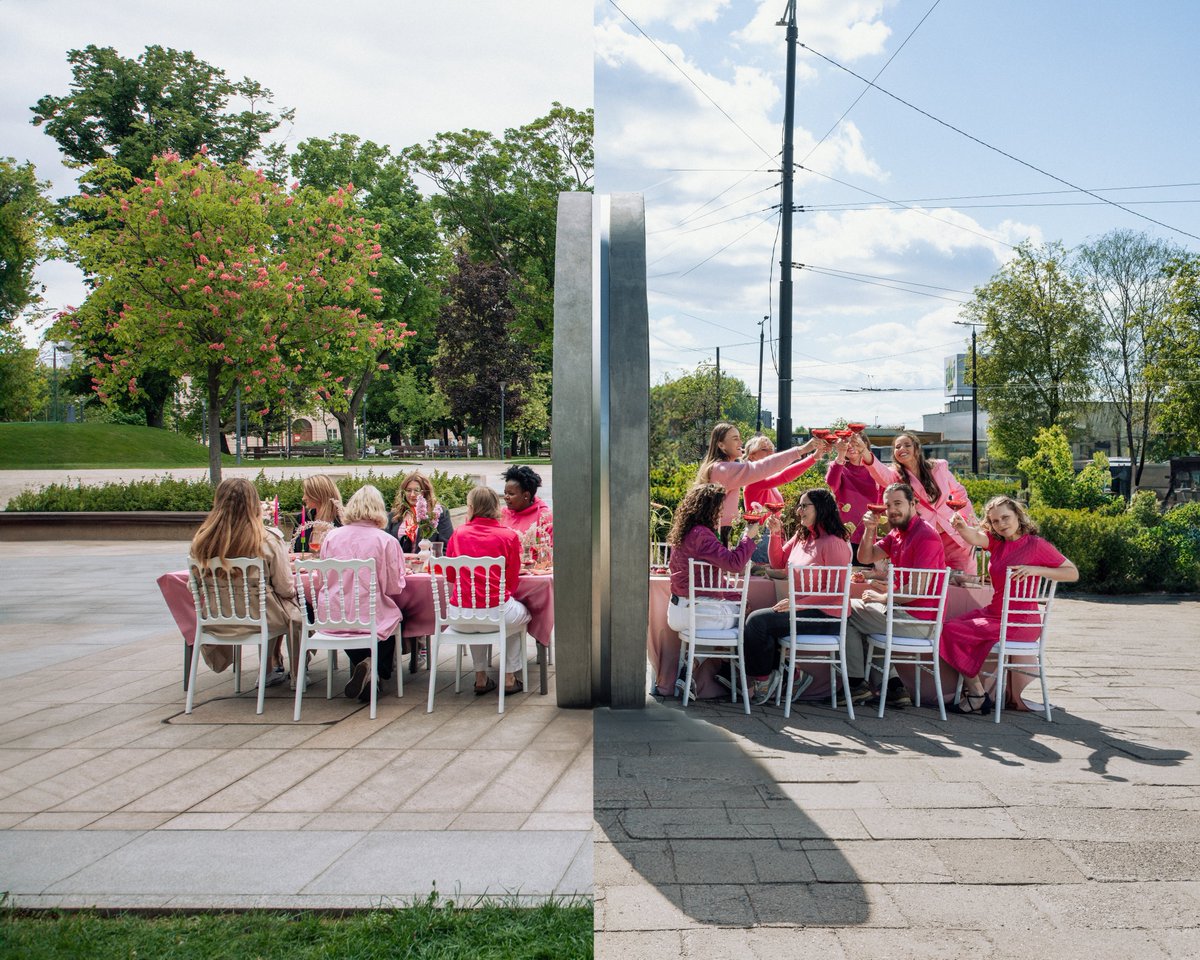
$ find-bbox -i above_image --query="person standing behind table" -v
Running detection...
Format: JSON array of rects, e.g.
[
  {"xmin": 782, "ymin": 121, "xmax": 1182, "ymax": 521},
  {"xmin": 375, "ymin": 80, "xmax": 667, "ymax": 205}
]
[
  {"xmin": 742, "ymin": 488, "xmax": 853, "ymax": 705},
  {"xmin": 844, "ymin": 481, "xmax": 948, "ymax": 706},
  {"xmin": 500, "ymin": 465, "xmax": 553, "ymax": 551},
  {"xmin": 866, "ymin": 431, "xmax": 975, "ymax": 574},
  {"xmin": 696, "ymin": 422, "xmax": 822, "ymax": 545},
  {"xmin": 316, "ymin": 485, "xmax": 407, "ymax": 704},
  {"xmin": 190, "ymin": 477, "xmax": 301, "ymax": 687},
  {"xmin": 742, "ymin": 434, "xmax": 828, "ymax": 563},
  {"xmin": 660, "ymin": 483, "xmax": 762, "ymax": 698},
  {"xmin": 826, "ymin": 431, "xmax": 884, "ymax": 563},
  {"xmin": 386, "ymin": 470, "xmax": 454, "ymax": 554},
  {"xmin": 446, "ymin": 486, "xmax": 532, "ymax": 697},
  {"xmin": 293, "ymin": 475, "xmax": 344, "ymax": 554},
  {"xmin": 940, "ymin": 495, "xmax": 1078, "ymax": 714}
]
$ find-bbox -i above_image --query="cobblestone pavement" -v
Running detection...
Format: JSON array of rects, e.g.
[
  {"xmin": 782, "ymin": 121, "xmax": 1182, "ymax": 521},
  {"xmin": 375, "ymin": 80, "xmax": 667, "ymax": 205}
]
[
  {"xmin": 0, "ymin": 539, "xmax": 588, "ymax": 908},
  {"xmin": 596, "ymin": 595, "xmax": 1200, "ymax": 959}
]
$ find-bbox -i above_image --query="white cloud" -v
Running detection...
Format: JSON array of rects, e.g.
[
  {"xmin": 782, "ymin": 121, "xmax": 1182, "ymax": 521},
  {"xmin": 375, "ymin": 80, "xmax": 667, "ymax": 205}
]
[
  {"xmin": 608, "ymin": 0, "xmax": 732, "ymax": 31},
  {"xmin": 734, "ymin": 0, "xmax": 893, "ymax": 62}
]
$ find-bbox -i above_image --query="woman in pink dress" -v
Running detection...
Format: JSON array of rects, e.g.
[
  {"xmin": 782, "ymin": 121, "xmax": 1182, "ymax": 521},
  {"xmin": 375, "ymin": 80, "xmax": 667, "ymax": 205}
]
[
  {"xmin": 696, "ymin": 422, "xmax": 822, "ymax": 544},
  {"xmin": 825, "ymin": 431, "xmax": 883, "ymax": 560},
  {"xmin": 866, "ymin": 431, "xmax": 975, "ymax": 573},
  {"xmin": 939, "ymin": 495, "xmax": 1078, "ymax": 714},
  {"xmin": 317, "ymin": 485, "xmax": 407, "ymax": 703}
]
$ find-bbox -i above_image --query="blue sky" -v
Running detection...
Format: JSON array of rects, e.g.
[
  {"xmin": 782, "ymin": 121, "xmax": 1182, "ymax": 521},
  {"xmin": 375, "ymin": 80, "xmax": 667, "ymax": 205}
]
[{"xmin": 596, "ymin": 0, "xmax": 1200, "ymax": 430}]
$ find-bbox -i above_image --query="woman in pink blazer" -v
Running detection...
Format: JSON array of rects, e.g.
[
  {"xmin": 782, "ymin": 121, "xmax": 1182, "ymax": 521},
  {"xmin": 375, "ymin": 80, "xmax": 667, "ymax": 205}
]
[{"xmin": 866, "ymin": 432, "xmax": 975, "ymax": 572}]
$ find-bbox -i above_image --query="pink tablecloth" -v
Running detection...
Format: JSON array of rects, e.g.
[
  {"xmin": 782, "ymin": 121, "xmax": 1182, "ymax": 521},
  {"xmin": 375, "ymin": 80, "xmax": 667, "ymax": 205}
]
[
  {"xmin": 159, "ymin": 570, "xmax": 554, "ymax": 648},
  {"xmin": 648, "ymin": 575, "xmax": 995, "ymax": 701}
]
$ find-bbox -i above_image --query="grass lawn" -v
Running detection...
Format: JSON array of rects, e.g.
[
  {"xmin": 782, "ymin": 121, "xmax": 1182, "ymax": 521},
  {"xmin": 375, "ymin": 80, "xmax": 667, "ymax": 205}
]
[
  {"xmin": 0, "ymin": 899, "xmax": 594, "ymax": 959},
  {"xmin": 0, "ymin": 423, "xmax": 218, "ymax": 469}
]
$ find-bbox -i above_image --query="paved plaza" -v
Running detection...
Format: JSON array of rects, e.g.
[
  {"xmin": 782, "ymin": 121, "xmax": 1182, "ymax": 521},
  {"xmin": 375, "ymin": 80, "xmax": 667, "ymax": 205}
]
[
  {"xmin": 0, "ymin": 539, "xmax": 590, "ymax": 908},
  {"xmin": 596, "ymin": 595, "xmax": 1200, "ymax": 958}
]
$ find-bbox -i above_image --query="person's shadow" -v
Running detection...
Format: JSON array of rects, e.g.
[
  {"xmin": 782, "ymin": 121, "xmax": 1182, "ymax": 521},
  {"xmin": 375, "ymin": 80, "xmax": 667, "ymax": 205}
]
[{"xmin": 595, "ymin": 700, "xmax": 874, "ymax": 929}]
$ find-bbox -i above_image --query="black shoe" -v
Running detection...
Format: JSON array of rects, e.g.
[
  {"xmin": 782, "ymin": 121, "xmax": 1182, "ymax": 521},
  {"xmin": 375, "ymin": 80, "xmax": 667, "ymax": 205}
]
[
  {"xmin": 344, "ymin": 658, "xmax": 371, "ymax": 699},
  {"xmin": 886, "ymin": 677, "xmax": 912, "ymax": 707}
]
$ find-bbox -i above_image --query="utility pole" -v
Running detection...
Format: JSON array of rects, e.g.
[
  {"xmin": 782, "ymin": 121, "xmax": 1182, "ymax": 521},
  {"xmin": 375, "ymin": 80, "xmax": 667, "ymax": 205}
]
[
  {"xmin": 776, "ymin": 0, "xmax": 798, "ymax": 450},
  {"xmin": 755, "ymin": 315, "xmax": 766, "ymax": 432},
  {"xmin": 715, "ymin": 347, "xmax": 722, "ymax": 419},
  {"xmin": 954, "ymin": 320, "xmax": 984, "ymax": 474}
]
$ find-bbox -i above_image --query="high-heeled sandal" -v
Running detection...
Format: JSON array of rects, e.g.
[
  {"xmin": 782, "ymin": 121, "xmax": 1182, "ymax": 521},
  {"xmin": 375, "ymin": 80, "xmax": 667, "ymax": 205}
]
[{"xmin": 949, "ymin": 690, "xmax": 993, "ymax": 715}]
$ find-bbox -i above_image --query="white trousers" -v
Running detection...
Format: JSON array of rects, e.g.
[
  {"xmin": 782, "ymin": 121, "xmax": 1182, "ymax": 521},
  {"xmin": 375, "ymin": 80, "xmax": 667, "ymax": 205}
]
[{"xmin": 448, "ymin": 596, "xmax": 531, "ymax": 673}]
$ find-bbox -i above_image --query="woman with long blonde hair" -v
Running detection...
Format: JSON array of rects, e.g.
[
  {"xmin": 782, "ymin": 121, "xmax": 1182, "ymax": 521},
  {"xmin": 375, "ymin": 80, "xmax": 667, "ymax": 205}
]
[
  {"xmin": 293, "ymin": 475, "xmax": 344, "ymax": 553},
  {"xmin": 191, "ymin": 477, "xmax": 300, "ymax": 686}
]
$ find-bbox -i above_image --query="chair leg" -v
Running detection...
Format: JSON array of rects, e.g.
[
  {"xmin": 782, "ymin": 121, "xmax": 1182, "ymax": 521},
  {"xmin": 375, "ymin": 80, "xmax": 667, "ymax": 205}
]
[
  {"xmin": 931, "ymin": 653, "xmax": 947, "ymax": 721},
  {"xmin": 781, "ymin": 646, "xmax": 796, "ymax": 719},
  {"xmin": 426, "ymin": 635, "xmax": 439, "ymax": 714},
  {"xmin": 233, "ymin": 645, "xmax": 242, "ymax": 695},
  {"xmin": 993, "ymin": 642, "xmax": 1007, "ymax": 724},
  {"xmin": 255, "ymin": 643, "xmax": 268, "ymax": 715},
  {"xmin": 682, "ymin": 642, "xmax": 695, "ymax": 707},
  {"xmin": 1039, "ymin": 655, "xmax": 1052, "ymax": 722},
  {"xmin": 293, "ymin": 639, "xmax": 309, "ymax": 722},
  {"xmin": 839, "ymin": 647, "xmax": 856, "ymax": 721},
  {"xmin": 878, "ymin": 643, "xmax": 893, "ymax": 719},
  {"xmin": 368, "ymin": 639, "xmax": 378, "ymax": 720},
  {"xmin": 498, "ymin": 632, "xmax": 507, "ymax": 715},
  {"xmin": 185, "ymin": 639, "xmax": 205, "ymax": 714},
  {"xmin": 736, "ymin": 647, "xmax": 750, "ymax": 715}
]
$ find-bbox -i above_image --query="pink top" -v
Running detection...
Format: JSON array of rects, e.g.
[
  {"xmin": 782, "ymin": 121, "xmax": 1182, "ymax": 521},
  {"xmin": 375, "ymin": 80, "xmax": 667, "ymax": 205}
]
[
  {"xmin": 707, "ymin": 448, "xmax": 812, "ymax": 528},
  {"xmin": 445, "ymin": 516, "xmax": 522, "ymax": 604},
  {"xmin": 826, "ymin": 460, "xmax": 883, "ymax": 545},
  {"xmin": 317, "ymin": 521, "xmax": 407, "ymax": 641},
  {"xmin": 867, "ymin": 456, "xmax": 974, "ymax": 553},
  {"xmin": 984, "ymin": 532, "xmax": 1067, "ymax": 635},
  {"xmin": 667, "ymin": 525, "xmax": 756, "ymax": 597},
  {"xmin": 500, "ymin": 496, "xmax": 553, "ymax": 542},
  {"xmin": 873, "ymin": 515, "xmax": 947, "ymax": 620},
  {"xmin": 769, "ymin": 532, "xmax": 852, "ymax": 616},
  {"xmin": 742, "ymin": 454, "xmax": 817, "ymax": 514}
]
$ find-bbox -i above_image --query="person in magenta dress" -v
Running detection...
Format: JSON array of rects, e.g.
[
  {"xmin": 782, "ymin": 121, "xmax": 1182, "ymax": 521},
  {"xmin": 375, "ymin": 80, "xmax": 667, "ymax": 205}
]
[
  {"xmin": 742, "ymin": 488, "xmax": 853, "ymax": 705},
  {"xmin": 742, "ymin": 433, "xmax": 828, "ymax": 563},
  {"xmin": 825, "ymin": 431, "xmax": 883, "ymax": 560},
  {"xmin": 696, "ymin": 422, "xmax": 822, "ymax": 545},
  {"xmin": 500, "ymin": 465, "xmax": 553, "ymax": 558},
  {"xmin": 316, "ymin": 485, "xmax": 407, "ymax": 703},
  {"xmin": 659, "ymin": 482, "xmax": 762, "ymax": 697},
  {"xmin": 939, "ymin": 495, "xmax": 1078, "ymax": 714},
  {"xmin": 866, "ymin": 431, "xmax": 975, "ymax": 573}
]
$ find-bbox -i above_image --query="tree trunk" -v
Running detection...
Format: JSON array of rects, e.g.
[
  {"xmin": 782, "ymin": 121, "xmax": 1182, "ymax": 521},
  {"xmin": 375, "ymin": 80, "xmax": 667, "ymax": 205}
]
[
  {"xmin": 206, "ymin": 365, "xmax": 222, "ymax": 486},
  {"xmin": 335, "ymin": 408, "xmax": 358, "ymax": 460}
]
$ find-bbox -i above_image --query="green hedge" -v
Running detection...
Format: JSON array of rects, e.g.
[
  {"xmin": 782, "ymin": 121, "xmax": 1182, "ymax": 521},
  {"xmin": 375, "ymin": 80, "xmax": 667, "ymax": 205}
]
[{"xmin": 6, "ymin": 470, "xmax": 475, "ymax": 515}]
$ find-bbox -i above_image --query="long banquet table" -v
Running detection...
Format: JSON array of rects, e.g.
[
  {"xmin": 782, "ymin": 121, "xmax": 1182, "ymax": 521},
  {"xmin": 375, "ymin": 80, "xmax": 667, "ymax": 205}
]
[
  {"xmin": 158, "ymin": 569, "xmax": 555, "ymax": 695},
  {"xmin": 648, "ymin": 574, "xmax": 999, "ymax": 703}
]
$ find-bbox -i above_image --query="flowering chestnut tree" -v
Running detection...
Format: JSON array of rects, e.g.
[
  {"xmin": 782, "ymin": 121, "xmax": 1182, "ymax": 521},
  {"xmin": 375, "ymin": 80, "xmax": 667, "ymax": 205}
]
[{"xmin": 51, "ymin": 150, "xmax": 404, "ymax": 482}]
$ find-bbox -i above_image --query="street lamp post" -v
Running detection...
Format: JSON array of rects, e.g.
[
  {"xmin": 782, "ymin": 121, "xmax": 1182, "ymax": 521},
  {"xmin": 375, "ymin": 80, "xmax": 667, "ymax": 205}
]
[
  {"xmin": 499, "ymin": 381, "xmax": 507, "ymax": 459},
  {"xmin": 954, "ymin": 320, "xmax": 984, "ymax": 475}
]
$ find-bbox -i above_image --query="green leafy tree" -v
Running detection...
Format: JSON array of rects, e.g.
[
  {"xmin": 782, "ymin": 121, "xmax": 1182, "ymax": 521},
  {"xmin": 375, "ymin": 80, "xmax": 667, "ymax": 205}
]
[
  {"xmin": 650, "ymin": 365, "xmax": 758, "ymax": 466},
  {"xmin": 1017, "ymin": 425, "xmax": 1113, "ymax": 509},
  {"xmin": 1151, "ymin": 256, "xmax": 1200, "ymax": 454},
  {"xmin": 365, "ymin": 368, "xmax": 452, "ymax": 445},
  {"xmin": 0, "ymin": 158, "xmax": 52, "ymax": 327},
  {"xmin": 433, "ymin": 252, "xmax": 534, "ymax": 457},
  {"xmin": 51, "ymin": 152, "xmax": 393, "ymax": 483},
  {"xmin": 0, "ymin": 328, "xmax": 49, "ymax": 420},
  {"xmin": 1076, "ymin": 230, "xmax": 1182, "ymax": 491},
  {"xmin": 964, "ymin": 242, "xmax": 1099, "ymax": 466}
]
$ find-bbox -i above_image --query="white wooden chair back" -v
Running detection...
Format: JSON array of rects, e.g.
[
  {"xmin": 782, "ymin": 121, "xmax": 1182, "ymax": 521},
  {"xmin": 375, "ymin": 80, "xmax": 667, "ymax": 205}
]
[
  {"xmin": 188, "ymin": 556, "xmax": 268, "ymax": 632},
  {"xmin": 294, "ymin": 557, "xmax": 377, "ymax": 635},
  {"xmin": 998, "ymin": 571, "xmax": 1056, "ymax": 643},
  {"xmin": 650, "ymin": 541, "xmax": 671, "ymax": 568},
  {"xmin": 884, "ymin": 564, "xmax": 951, "ymax": 634},
  {"xmin": 431, "ymin": 555, "xmax": 507, "ymax": 631},
  {"xmin": 686, "ymin": 558, "xmax": 751, "ymax": 615},
  {"xmin": 786, "ymin": 563, "xmax": 854, "ymax": 631}
]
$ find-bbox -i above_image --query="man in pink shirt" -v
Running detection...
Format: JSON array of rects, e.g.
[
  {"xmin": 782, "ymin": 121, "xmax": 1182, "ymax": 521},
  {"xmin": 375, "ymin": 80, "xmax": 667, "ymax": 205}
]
[{"xmin": 845, "ymin": 482, "xmax": 947, "ymax": 706}]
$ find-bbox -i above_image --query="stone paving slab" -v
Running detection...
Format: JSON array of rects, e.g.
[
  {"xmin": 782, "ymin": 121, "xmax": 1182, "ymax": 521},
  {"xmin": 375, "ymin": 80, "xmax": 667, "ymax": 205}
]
[
  {"xmin": 0, "ymin": 540, "xmax": 590, "ymax": 907},
  {"xmin": 596, "ymin": 595, "xmax": 1200, "ymax": 957}
]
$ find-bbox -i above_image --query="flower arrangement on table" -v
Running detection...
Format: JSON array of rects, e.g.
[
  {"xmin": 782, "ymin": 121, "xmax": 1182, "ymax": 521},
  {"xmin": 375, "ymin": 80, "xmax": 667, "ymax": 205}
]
[
  {"xmin": 403, "ymin": 494, "xmax": 444, "ymax": 547},
  {"xmin": 520, "ymin": 512, "xmax": 553, "ymax": 570},
  {"xmin": 291, "ymin": 519, "xmax": 334, "ymax": 556}
]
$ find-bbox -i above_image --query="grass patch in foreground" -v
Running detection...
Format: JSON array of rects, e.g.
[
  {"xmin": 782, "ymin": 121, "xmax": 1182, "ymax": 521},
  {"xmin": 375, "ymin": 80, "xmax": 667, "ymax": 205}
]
[{"xmin": 0, "ymin": 897, "xmax": 594, "ymax": 959}]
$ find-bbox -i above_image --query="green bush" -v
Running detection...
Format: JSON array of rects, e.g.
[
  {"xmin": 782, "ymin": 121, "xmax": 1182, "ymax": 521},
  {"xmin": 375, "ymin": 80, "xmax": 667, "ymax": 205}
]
[
  {"xmin": 6, "ymin": 470, "xmax": 475, "ymax": 514},
  {"xmin": 961, "ymin": 478, "xmax": 1022, "ymax": 508}
]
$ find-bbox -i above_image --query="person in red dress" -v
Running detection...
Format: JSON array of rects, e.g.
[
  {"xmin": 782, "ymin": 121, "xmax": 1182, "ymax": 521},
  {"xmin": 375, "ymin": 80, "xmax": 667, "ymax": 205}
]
[
  {"xmin": 940, "ymin": 495, "xmax": 1078, "ymax": 714},
  {"xmin": 825, "ymin": 431, "xmax": 883, "ymax": 560}
]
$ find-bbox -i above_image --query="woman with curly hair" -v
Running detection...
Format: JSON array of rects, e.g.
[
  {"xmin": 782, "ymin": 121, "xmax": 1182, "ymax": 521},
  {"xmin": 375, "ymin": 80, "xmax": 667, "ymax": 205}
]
[
  {"xmin": 866, "ymin": 431, "xmax": 974, "ymax": 573},
  {"xmin": 386, "ymin": 470, "xmax": 454, "ymax": 554},
  {"xmin": 500, "ymin": 464, "xmax": 553, "ymax": 540},
  {"xmin": 657, "ymin": 483, "xmax": 762, "ymax": 697},
  {"xmin": 940, "ymin": 495, "xmax": 1078, "ymax": 714},
  {"xmin": 741, "ymin": 488, "xmax": 853, "ymax": 704}
]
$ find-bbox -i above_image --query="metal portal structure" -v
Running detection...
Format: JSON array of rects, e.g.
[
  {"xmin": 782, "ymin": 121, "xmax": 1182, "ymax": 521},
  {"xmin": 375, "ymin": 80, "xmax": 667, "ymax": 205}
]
[{"xmin": 552, "ymin": 193, "xmax": 649, "ymax": 709}]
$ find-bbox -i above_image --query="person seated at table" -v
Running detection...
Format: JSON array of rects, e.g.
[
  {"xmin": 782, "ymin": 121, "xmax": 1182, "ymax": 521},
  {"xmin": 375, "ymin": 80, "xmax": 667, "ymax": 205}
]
[
  {"xmin": 939, "ymin": 495, "xmax": 1078, "ymax": 714},
  {"xmin": 316, "ymin": 484, "xmax": 406, "ymax": 703},
  {"xmin": 500, "ymin": 465, "xmax": 553, "ymax": 545},
  {"xmin": 663, "ymin": 482, "xmax": 762, "ymax": 697},
  {"xmin": 865, "ymin": 431, "xmax": 974, "ymax": 574},
  {"xmin": 293, "ymin": 475, "xmax": 344, "ymax": 554},
  {"xmin": 741, "ymin": 488, "xmax": 853, "ymax": 705},
  {"xmin": 826, "ymin": 431, "xmax": 883, "ymax": 563},
  {"xmin": 190, "ymin": 477, "xmax": 301, "ymax": 688},
  {"xmin": 446, "ymin": 486, "xmax": 531, "ymax": 697},
  {"xmin": 386, "ymin": 470, "xmax": 454, "ymax": 554},
  {"xmin": 696, "ymin": 422, "xmax": 822, "ymax": 545},
  {"xmin": 844, "ymin": 481, "xmax": 948, "ymax": 707},
  {"xmin": 742, "ymin": 434, "xmax": 828, "ymax": 563}
]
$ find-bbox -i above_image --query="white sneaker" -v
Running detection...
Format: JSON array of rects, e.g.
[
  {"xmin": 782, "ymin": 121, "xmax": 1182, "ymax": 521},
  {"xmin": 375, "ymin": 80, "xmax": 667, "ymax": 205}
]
[
  {"xmin": 789, "ymin": 670, "xmax": 815, "ymax": 702},
  {"xmin": 751, "ymin": 670, "xmax": 782, "ymax": 706},
  {"xmin": 263, "ymin": 665, "xmax": 287, "ymax": 688}
]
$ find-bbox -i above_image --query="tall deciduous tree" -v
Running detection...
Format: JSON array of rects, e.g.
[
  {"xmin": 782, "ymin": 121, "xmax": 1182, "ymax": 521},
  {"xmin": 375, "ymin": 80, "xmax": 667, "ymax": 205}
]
[
  {"xmin": 0, "ymin": 158, "xmax": 51, "ymax": 327},
  {"xmin": 0, "ymin": 328, "xmax": 48, "ymax": 420},
  {"xmin": 433, "ymin": 252, "xmax": 534, "ymax": 457},
  {"xmin": 650, "ymin": 365, "xmax": 758, "ymax": 466},
  {"xmin": 1153, "ymin": 256, "xmax": 1200, "ymax": 454},
  {"xmin": 1076, "ymin": 230, "xmax": 1182, "ymax": 491},
  {"xmin": 963, "ymin": 242, "xmax": 1098, "ymax": 466},
  {"xmin": 51, "ymin": 152, "xmax": 393, "ymax": 483}
]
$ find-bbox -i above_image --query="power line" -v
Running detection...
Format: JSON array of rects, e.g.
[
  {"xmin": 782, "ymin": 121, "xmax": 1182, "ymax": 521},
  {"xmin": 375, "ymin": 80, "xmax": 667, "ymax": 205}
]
[
  {"xmin": 804, "ymin": 198, "xmax": 1200, "ymax": 213},
  {"xmin": 607, "ymin": 0, "xmax": 775, "ymax": 159},
  {"xmin": 796, "ymin": 264, "xmax": 971, "ymax": 294},
  {"xmin": 799, "ymin": 42, "xmax": 1200, "ymax": 244},
  {"xmin": 797, "ymin": 265, "xmax": 970, "ymax": 304},
  {"xmin": 804, "ymin": 180, "xmax": 1200, "ymax": 206}
]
